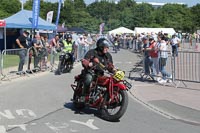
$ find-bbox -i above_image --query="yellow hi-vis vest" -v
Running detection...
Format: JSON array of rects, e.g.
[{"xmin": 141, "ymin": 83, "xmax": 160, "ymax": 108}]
[{"xmin": 62, "ymin": 40, "xmax": 73, "ymax": 53}]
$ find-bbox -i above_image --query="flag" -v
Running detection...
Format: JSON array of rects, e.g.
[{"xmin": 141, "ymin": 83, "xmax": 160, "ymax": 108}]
[
  {"xmin": 46, "ymin": 11, "xmax": 54, "ymax": 23},
  {"xmin": 32, "ymin": 0, "xmax": 40, "ymax": 29},
  {"xmin": 99, "ymin": 23, "xmax": 105, "ymax": 34},
  {"xmin": 56, "ymin": 0, "xmax": 62, "ymax": 27},
  {"xmin": 61, "ymin": 22, "xmax": 65, "ymax": 28}
]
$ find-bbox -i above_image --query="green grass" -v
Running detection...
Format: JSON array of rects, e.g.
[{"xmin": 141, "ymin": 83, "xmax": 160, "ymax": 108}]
[
  {"xmin": 0, "ymin": 53, "xmax": 60, "ymax": 69},
  {"xmin": 1, "ymin": 55, "xmax": 20, "ymax": 68}
]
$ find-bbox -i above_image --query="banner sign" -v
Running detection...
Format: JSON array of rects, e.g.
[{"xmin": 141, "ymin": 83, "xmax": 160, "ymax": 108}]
[
  {"xmin": 0, "ymin": 20, "xmax": 6, "ymax": 27},
  {"xmin": 32, "ymin": 0, "xmax": 40, "ymax": 29},
  {"xmin": 46, "ymin": 11, "xmax": 54, "ymax": 23},
  {"xmin": 99, "ymin": 23, "xmax": 105, "ymax": 34},
  {"xmin": 55, "ymin": 0, "xmax": 62, "ymax": 27}
]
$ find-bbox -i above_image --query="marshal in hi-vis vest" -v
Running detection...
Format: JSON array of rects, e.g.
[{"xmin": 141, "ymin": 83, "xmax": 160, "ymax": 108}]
[{"xmin": 62, "ymin": 40, "xmax": 73, "ymax": 53}]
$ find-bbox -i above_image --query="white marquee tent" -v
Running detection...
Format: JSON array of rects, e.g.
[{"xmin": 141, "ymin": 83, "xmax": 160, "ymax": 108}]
[
  {"xmin": 134, "ymin": 27, "xmax": 176, "ymax": 35},
  {"xmin": 108, "ymin": 27, "xmax": 135, "ymax": 35}
]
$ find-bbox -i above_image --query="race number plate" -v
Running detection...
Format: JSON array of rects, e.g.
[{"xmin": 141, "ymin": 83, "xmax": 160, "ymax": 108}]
[{"xmin": 123, "ymin": 80, "xmax": 132, "ymax": 90}]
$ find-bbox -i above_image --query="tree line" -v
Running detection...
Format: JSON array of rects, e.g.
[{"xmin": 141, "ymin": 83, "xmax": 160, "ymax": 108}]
[{"xmin": 0, "ymin": 0, "xmax": 200, "ymax": 33}]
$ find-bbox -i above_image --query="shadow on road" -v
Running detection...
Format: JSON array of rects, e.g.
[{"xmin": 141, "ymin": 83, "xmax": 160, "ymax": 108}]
[
  {"xmin": 64, "ymin": 102, "xmax": 100, "ymax": 116},
  {"xmin": 63, "ymin": 102, "xmax": 120, "ymax": 122}
]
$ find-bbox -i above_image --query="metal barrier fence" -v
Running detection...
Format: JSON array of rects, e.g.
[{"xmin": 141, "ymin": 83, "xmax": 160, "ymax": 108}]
[
  {"xmin": 117, "ymin": 37, "xmax": 200, "ymax": 52},
  {"xmin": 181, "ymin": 39, "xmax": 200, "ymax": 51},
  {"xmin": 1, "ymin": 48, "xmax": 28, "ymax": 80},
  {"xmin": 0, "ymin": 43, "xmax": 97, "ymax": 81},
  {"xmin": 129, "ymin": 50, "xmax": 200, "ymax": 87},
  {"xmin": 174, "ymin": 51, "xmax": 200, "ymax": 82}
]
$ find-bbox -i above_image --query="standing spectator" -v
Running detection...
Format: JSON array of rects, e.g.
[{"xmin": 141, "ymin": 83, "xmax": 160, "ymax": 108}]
[
  {"xmin": 49, "ymin": 34, "xmax": 60, "ymax": 69},
  {"xmin": 40, "ymin": 35, "xmax": 49, "ymax": 70},
  {"xmin": 80, "ymin": 34, "xmax": 93, "ymax": 59},
  {"xmin": 142, "ymin": 36, "xmax": 152, "ymax": 75},
  {"xmin": 137, "ymin": 34, "xmax": 143, "ymax": 51},
  {"xmin": 170, "ymin": 34, "xmax": 180, "ymax": 57},
  {"xmin": 147, "ymin": 37, "xmax": 159, "ymax": 77},
  {"xmin": 15, "ymin": 30, "xmax": 29, "ymax": 75},
  {"xmin": 126, "ymin": 35, "xmax": 132, "ymax": 49},
  {"xmin": 32, "ymin": 34, "xmax": 43, "ymax": 69},
  {"xmin": 77, "ymin": 35, "xmax": 85, "ymax": 59},
  {"xmin": 113, "ymin": 34, "xmax": 120, "ymax": 51},
  {"xmin": 49, "ymin": 34, "xmax": 60, "ymax": 51},
  {"xmin": 157, "ymin": 35, "xmax": 172, "ymax": 83}
]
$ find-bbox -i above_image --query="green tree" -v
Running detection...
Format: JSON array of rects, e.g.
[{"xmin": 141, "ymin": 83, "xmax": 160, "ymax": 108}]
[
  {"xmin": 130, "ymin": 3, "xmax": 154, "ymax": 28},
  {"xmin": 0, "ymin": 0, "xmax": 21, "ymax": 17},
  {"xmin": 154, "ymin": 4, "xmax": 193, "ymax": 32},
  {"xmin": 191, "ymin": 4, "xmax": 200, "ymax": 31}
]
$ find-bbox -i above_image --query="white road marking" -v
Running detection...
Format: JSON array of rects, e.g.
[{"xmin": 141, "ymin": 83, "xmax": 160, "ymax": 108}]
[
  {"xmin": 70, "ymin": 119, "xmax": 99, "ymax": 130},
  {"xmin": 30, "ymin": 123, "xmax": 37, "ymax": 126},
  {"xmin": 0, "ymin": 110, "xmax": 15, "ymax": 119},
  {"xmin": 45, "ymin": 122, "xmax": 69, "ymax": 133},
  {"xmin": 16, "ymin": 109, "xmax": 37, "ymax": 118},
  {"xmin": 0, "ymin": 126, "xmax": 6, "ymax": 133},
  {"xmin": 8, "ymin": 124, "xmax": 27, "ymax": 131}
]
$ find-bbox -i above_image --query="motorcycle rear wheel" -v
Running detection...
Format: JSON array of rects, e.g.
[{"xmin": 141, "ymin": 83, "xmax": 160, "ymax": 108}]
[{"xmin": 100, "ymin": 89, "xmax": 128, "ymax": 122}]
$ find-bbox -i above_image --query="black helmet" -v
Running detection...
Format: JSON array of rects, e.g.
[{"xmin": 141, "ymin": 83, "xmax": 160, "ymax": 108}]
[
  {"xmin": 96, "ymin": 38, "xmax": 110, "ymax": 52},
  {"xmin": 65, "ymin": 34, "xmax": 72, "ymax": 40},
  {"xmin": 149, "ymin": 36, "xmax": 154, "ymax": 41}
]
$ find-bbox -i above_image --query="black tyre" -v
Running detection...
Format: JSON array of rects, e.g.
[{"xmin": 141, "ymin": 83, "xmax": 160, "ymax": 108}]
[
  {"xmin": 72, "ymin": 82, "xmax": 85, "ymax": 109},
  {"xmin": 73, "ymin": 93, "xmax": 85, "ymax": 109},
  {"xmin": 100, "ymin": 89, "xmax": 128, "ymax": 122},
  {"xmin": 58, "ymin": 61, "xmax": 65, "ymax": 73}
]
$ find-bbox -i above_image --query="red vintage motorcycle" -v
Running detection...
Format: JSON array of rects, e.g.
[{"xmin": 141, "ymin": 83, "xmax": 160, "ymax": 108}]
[{"xmin": 71, "ymin": 62, "xmax": 132, "ymax": 122}]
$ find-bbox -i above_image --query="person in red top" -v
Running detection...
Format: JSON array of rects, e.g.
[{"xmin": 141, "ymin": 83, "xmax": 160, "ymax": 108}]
[{"xmin": 145, "ymin": 37, "xmax": 159, "ymax": 76}]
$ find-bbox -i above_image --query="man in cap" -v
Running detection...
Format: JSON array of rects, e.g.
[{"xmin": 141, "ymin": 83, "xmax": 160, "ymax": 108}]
[
  {"xmin": 142, "ymin": 36, "xmax": 153, "ymax": 76},
  {"xmin": 16, "ymin": 30, "xmax": 29, "ymax": 75}
]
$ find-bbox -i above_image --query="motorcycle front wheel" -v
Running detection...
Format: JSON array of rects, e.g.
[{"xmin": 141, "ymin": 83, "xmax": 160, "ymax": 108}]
[{"xmin": 100, "ymin": 89, "xmax": 128, "ymax": 122}]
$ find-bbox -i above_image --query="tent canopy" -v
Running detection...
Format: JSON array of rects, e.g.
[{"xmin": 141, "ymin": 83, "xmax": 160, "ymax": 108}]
[
  {"xmin": 57, "ymin": 25, "xmax": 68, "ymax": 33},
  {"xmin": 108, "ymin": 27, "xmax": 135, "ymax": 35},
  {"xmin": 134, "ymin": 27, "xmax": 176, "ymax": 35},
  {"xmin": 67, "ymin": 27, "xmax": 87, "ymax": 34},
  {"xmin": 4, "ymin": 10, "xmax": 56, "ymax": 30}
]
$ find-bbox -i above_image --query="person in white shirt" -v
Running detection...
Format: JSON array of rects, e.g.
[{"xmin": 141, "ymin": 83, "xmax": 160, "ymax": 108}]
[
  {"xmin": 158, "ymin": 35, "xmax": 172, "ymax": 83},
  {"xmin": 170, "ymin": 34, "xmax": 180, "ymax": 57}
]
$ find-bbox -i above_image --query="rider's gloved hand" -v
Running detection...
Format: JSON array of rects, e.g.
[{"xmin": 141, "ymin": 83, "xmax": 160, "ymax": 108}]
[
  {"xmin": 81, "ymin": 59, "xmax": 90, "ymax": 68},
  {"xmin": 93, "ymin": 58, "xmax": 99, "ymax": 64},
  {"xmin": 107, "ymin": 62, "xmax": 115, "ymax": 73}
]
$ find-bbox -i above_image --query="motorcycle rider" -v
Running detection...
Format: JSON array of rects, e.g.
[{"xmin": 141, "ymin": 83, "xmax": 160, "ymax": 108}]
[
  {"xmin": 81, "ymin": 38, "xmax": 115, "ymax": 102},
  {"xmin": 56, "ymin": 34, "xmax": 75, "ymax": 75}
]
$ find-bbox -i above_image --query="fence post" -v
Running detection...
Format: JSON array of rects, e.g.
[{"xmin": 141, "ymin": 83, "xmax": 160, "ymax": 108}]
[{"xmin": 1, "ymin": 48, "xmax": 29, "ymax": 81}]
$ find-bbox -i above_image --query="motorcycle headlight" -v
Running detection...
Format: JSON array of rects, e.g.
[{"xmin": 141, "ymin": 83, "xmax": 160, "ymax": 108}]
[
  {"xmin": 61, "ymin": 52, "xmax": 65, "ymax": 56},
  {"xmin": 65, "ymin": 54, "xmax": 69, "ymax": 59}
]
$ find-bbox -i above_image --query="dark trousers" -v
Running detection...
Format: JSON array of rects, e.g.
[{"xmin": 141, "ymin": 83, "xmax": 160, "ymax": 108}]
[
  {"xmin": 34, "ymin": 55, "xmax": 40, "ymax": 68},
  {"xmin": 172, "ymin": 44, "xmax": 178, "ymax": 57},
  {"xmin": 18, "ymin": 49, "xmax": 27, "ymax": 72},
  {"xmin": 83, "ymin": 72, "xmax": 93, "ymax": 96},
  {"xmin": 144, "ymin": 56, "xmax": 153, "ymax": 75}
]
